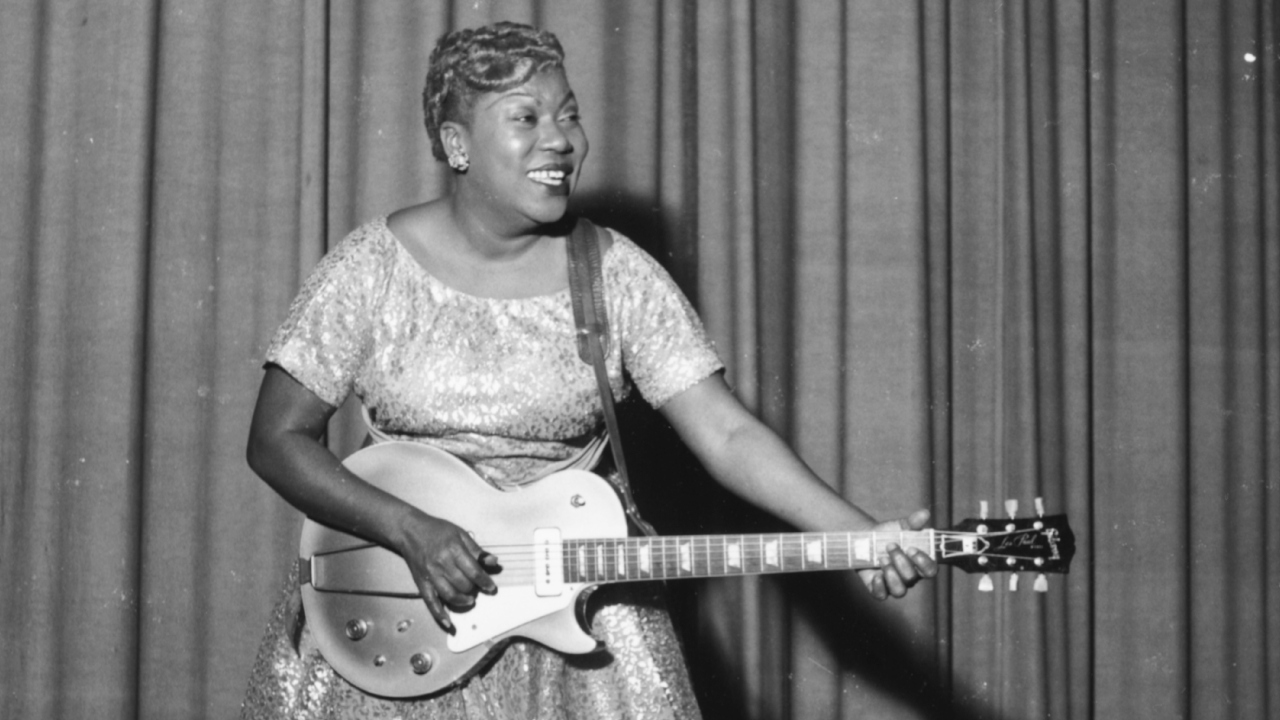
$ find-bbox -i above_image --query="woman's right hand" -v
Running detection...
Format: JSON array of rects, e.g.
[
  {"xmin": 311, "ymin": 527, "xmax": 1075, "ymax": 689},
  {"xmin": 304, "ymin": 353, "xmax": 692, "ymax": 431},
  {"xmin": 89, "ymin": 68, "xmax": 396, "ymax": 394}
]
[{"xmin": 394, "ymin": 510, "xmax": 499, "ymax": 632}]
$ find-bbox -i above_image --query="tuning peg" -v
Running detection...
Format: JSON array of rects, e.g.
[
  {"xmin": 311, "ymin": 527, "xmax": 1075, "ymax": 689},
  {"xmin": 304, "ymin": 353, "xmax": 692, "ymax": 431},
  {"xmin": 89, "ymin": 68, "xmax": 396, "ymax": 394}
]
[
  {"xmin": 1034, "ymin": 574, "xmax": 1049, "ymax": 592},
  {"xmin": 1009, "ymin": 574, "xmax": 1019, "ymax": 592},
  {"xmin": 979, "ymin": 574, "xmax": 994, "ymax": 592},
  {"xmin": 1005, "ymin": 499, "xmax": 1018, "ymax": 518},
  {"xmin": 979, "ymin": 500, "xmax": 989, "ymax": 520},
  {"xmin": 1034, "ymin": 497, "xmax": 1046, "ymax": 517}
]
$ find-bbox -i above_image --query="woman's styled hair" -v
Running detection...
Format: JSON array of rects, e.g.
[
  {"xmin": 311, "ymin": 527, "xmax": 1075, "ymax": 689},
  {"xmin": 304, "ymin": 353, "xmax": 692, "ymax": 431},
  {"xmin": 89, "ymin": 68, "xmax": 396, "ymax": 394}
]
[{"xmin": 423, "ymin": 22, "xmax": 566, "ymax": 161}]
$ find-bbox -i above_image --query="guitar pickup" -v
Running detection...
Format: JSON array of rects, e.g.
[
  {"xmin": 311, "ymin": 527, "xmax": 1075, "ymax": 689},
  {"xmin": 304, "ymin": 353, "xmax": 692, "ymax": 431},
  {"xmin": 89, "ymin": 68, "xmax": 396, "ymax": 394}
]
[{"xmin": 532, "ymin": 528, "xmax": 565, "ymax": 597}]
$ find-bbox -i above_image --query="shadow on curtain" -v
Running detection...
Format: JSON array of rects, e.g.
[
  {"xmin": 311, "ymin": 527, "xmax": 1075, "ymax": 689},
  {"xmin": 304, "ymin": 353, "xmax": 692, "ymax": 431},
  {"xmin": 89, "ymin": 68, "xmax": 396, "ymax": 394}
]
[{"xmin": 1, "ymin": 1, "xmax": 1276, "ymax": 719}]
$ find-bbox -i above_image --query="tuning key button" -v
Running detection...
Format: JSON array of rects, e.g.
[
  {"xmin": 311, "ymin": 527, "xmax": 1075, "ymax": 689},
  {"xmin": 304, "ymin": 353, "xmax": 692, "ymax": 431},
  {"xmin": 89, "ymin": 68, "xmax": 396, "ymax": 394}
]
[
  {"xmin": 1034, "ymin": 574, "xmax": 1049, "ymax": 592},
  {"xmin": 1009, "ymin": 574, "xmax": 1019, "ymax": 592},
  {"xmin": 978, "ymin": 574, "xmax": 994, "ymax": 592},
  {"xmin": 345, "ymin": 619, "xmax": 370, "ymax": 641},
  {"xmin": 411, "ymin": 653, "xmax": 433, "ymax": 675},
  {"xmin": 1005, "ymin": 499, "xmax": 1018, "ymax": 518}
]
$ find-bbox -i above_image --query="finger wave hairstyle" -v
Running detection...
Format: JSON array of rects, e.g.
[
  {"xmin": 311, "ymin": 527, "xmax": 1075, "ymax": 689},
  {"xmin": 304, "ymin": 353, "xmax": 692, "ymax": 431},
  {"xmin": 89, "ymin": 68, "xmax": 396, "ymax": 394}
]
[{"xmin": 423, "ymin": 22, "xmax": 566, "ymax": 162}]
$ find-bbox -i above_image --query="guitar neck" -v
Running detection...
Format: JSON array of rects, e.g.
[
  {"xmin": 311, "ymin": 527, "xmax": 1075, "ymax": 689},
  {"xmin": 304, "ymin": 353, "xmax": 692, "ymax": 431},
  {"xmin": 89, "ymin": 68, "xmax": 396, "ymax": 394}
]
[{"xmin": 560, "ymin": 530, "xmax": 937, "ymax": 584}]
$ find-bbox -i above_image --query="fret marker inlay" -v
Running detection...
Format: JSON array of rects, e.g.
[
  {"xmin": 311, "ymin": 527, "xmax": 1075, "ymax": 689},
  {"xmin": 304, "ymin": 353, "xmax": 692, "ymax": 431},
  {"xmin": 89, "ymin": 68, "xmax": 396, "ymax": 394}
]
[{"xmin": 806, "ymin": 539, "xmax": 823, "ymax": 565}]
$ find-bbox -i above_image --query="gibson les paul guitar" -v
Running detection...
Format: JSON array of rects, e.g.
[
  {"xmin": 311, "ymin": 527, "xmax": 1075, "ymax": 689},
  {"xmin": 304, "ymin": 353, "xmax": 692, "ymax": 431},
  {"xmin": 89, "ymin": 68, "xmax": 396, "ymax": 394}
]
[{"xmin": 298, "ymin": 441, "xmax": 1074, "ymax": 698}]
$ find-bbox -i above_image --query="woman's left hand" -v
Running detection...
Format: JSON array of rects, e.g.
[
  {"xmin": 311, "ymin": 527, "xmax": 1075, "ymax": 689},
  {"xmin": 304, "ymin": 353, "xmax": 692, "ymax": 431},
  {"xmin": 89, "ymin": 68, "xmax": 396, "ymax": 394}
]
[{"xmin": 859, "ymin": 509, "xmax": 938, "ymax": 600}]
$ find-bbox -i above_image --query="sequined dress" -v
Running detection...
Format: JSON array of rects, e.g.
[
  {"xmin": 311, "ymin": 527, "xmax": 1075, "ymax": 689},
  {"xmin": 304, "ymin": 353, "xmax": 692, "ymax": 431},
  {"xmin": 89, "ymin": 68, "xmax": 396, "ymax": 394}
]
[{"xmin": 240, "ymin": 217, "xmax": 722, "ymax": 720}]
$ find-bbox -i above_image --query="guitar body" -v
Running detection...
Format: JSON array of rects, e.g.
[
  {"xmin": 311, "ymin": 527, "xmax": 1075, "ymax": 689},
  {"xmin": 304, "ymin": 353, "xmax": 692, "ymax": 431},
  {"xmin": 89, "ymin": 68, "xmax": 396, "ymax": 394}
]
[{"xmin": 299, "ymin": 441, "xmax": 627, "ymax": 698}]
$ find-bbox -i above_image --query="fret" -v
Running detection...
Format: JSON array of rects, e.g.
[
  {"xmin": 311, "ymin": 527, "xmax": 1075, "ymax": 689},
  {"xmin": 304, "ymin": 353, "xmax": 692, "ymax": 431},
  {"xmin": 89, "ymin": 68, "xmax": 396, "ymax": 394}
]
[
  {"xmin": 837, "ymin": 532, "xmax": 852, "ymax": 569},
  {"xmin": 637, "ymin": 539, "xmax": 651, "ymax": 578},
  {"xmin": 777, "ymin": 535, "xmax": 792, "ymax": 572},
  {"xmin": 764, "ymin": 535, "xmax": 779, "ymax": 571},
  {"xmin": 807, "ymin": 534, "xmax": 824, "ymax": 569},
  {"xmin": 727, "ymin": 537, "xmax": 741, "ymax": 572},
  {"xmin": 708, "ymin": 536, "xmax": 724, "ymax": 577}
]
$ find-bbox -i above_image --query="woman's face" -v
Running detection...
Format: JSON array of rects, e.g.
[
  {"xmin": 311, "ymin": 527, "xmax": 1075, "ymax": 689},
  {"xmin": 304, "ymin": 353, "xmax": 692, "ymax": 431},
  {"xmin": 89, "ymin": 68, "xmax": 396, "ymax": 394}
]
[{"xmin": 454, "ymin": 67, "xmax": 588, "ymax": 229}]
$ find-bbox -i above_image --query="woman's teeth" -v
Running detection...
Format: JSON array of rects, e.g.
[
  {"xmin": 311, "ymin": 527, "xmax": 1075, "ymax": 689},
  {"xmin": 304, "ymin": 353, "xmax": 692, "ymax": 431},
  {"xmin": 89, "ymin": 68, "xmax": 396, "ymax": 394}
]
[{"xmin": 528, "ymin": 169, "xmax": 567, "ymax": 186}]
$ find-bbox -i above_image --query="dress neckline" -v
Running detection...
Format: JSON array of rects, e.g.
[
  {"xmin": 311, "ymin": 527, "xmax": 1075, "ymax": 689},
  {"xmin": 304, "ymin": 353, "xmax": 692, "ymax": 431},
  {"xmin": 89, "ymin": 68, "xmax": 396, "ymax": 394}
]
[{"xmin": 375, "ymin": 215, "xmax": 608, "ymax": 303}]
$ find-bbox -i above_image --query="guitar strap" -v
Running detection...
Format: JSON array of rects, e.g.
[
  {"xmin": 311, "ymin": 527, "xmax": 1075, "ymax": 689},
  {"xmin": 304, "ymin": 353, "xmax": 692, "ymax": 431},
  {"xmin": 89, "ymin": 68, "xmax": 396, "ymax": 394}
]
[{"xmin": 566, "ymin": 217, "xmax": 657, "ymax": 537}]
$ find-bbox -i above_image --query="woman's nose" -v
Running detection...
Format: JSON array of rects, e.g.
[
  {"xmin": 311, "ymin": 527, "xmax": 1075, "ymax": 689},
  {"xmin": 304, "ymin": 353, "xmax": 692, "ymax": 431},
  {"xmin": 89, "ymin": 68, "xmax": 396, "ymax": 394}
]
[{"xmin": 540, "ymin": 119, "xmax": 573, "ymax": 153}]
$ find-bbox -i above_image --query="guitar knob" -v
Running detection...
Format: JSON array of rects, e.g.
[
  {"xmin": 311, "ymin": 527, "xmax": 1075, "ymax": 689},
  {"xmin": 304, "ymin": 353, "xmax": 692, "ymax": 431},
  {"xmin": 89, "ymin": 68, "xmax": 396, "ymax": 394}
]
[
  {"xmin": 345, "ymin": 618, "xmax": 370, "ymax": 641},
  {"xmin": 411, "ymin": 652, "xmax": 433, "ymax": 675}
]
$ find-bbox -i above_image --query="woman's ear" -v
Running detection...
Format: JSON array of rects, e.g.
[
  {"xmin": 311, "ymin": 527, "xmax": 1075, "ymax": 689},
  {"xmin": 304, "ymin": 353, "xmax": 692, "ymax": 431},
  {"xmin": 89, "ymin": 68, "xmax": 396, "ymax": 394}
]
[{"xmin": 440, "ymin": 122, "xmax": 467, "ymax": 160}]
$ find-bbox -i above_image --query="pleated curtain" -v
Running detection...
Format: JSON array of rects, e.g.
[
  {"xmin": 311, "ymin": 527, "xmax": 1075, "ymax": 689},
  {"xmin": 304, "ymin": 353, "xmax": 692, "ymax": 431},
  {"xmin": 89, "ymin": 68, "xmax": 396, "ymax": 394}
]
[{"xmin": 1, "ymin": 1, "xmax": 1276, "ymax": 719}]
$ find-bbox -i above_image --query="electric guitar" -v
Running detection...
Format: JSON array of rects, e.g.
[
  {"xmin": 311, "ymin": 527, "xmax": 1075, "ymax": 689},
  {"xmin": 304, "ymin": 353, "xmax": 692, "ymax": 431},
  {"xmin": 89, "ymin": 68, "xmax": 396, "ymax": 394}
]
[{"xmin": 298, "ymin": 441, "xmax": 1075, "ymax": 698}]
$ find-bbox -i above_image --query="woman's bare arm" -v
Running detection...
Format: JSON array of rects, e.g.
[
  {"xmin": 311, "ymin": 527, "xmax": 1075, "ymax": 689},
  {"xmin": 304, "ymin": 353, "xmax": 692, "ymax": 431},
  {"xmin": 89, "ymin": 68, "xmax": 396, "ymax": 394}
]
[
  {"xmin": 246, "ymin": 366, "xmax": 496, "ymax": 629},
  {"xmin": 659, "ymin": 374, "xmax": 937, "ymax": 599}
]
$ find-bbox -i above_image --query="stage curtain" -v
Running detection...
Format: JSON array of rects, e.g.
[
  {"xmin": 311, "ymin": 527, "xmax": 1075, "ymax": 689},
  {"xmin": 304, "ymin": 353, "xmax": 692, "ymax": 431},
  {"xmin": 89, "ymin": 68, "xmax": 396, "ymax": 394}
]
[{"xmin": 1, "ymin": 1, "xmax": 1276, "ymax": 719}]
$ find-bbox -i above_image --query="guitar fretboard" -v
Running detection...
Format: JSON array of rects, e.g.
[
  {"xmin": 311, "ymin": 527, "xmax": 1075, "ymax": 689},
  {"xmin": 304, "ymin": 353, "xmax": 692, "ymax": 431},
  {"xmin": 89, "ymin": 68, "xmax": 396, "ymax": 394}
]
[{"xmin": 561, "ymin": 531, "xmax": 936, "ymax": 584}]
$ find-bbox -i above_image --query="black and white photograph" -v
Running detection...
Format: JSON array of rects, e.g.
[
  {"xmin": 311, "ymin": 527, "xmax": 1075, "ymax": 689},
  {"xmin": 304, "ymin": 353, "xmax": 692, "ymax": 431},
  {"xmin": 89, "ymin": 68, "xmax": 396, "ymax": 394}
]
[{"xmin": 1, "ymin": 1, "xmax": 1276, "ymax": 719}]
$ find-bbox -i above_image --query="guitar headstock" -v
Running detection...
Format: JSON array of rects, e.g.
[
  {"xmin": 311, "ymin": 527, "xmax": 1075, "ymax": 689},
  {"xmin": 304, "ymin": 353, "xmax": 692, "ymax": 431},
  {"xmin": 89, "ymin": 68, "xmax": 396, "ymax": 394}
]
[{"xmin": 938, "ymin": 499, "xmax": 1075, "ymax": 591}]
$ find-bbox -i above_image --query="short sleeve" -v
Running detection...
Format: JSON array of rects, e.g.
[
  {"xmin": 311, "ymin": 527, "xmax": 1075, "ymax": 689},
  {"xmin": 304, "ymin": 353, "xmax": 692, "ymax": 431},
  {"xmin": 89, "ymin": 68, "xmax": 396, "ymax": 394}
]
[
  {"xmin": 607, "ymin": 234, "xmax": 724, "ymax": 407},
  {"xmin": 264, "ymin": 228, "xmax": 390, "ymax": 407}
]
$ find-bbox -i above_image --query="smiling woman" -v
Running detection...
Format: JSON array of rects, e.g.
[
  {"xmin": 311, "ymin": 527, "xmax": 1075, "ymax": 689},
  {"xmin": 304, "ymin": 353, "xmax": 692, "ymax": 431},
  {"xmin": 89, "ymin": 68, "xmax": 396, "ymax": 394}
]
[{"xmin": 239, "ymin": 20, "xmax": 932, "ymax": 720}]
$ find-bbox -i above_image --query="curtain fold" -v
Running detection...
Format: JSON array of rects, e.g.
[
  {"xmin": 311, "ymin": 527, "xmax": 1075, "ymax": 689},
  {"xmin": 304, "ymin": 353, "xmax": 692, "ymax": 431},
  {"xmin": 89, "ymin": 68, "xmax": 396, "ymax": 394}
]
[{"xmin": 1, "ymin": 1, "xmax": 1277, "ymax": 718}]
